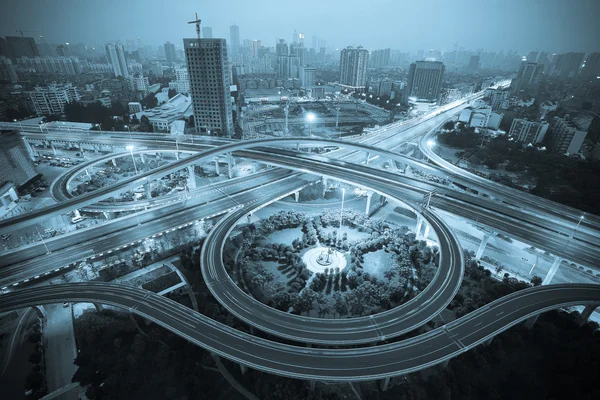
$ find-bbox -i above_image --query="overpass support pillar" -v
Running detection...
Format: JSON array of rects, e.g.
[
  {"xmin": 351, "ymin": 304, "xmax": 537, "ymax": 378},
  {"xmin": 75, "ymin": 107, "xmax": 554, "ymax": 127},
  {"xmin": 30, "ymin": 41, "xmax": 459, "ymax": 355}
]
[
  {"xmin": 578, "ymin": 304, "xmax": 599, "ymax": 327},
  {"xmin": 187, "ymin": 165, "xmax": 196, "ymax": 189},
  {"xmin": 296, "ymin": 142, "xmax": 300, "ymax": 152},
  {"xmin": 310, "ymin": 380, "xmax": 315, "ymax": 391},
  {"xmin": 247, "ymin": 213, "xmax": 252, "ymax": 224},
  {"xmin": 94, "ymin": 145, "xmax": 99, "ymax": 153},
  {"xmin": 365, "ymin": 151, "xmax": 370, "ymax": 165},
  {"xmin": 482, "ymin": 337, "xmax": 494, "ymax": 346},
  {"xmin": 239, "ymin": 364, "xmax": 247, "ymax": 375},
  {"xmin": 214, "ymin": 158, "xmax": 220, "ymax": 175},
  {"xmin": 380, "ymin": 376, "xmax": 391, "ymax": 392},
  {"xmin": 441, "ymin": 359, "xmax": 449, "ymax": 369},
  {"xmin": 111, "ymin": 158, "xmax": 117, "ymax": 167},
  {"xmin": 365, "ymin": 192, "xmax": 373, "ymax": 216},
  {"xmin": 139, "ymin": 152, "xmax": 145, "ymax": 164},
  {"xmin": 103, "ymin": 211, "xmax": 111, "ymax": 220},
  {"xmin": 93, "ymin": 303, "xmax": 104, "ymax": 312},
  {"xmin": 415, "ymin": 216, "xmax": 424, "ymax": 238},
  {"xmin": 294, "ymin": 191, "xmax": 299, "ymax": 202},
  {"xmin": 23, "ymin": 140, "xmax": 37, "ymax": 160},
  {"xmin": 227, "ymin": 153, "xmax": 233, "ymax": 179},
  {"xmin": 51, "ymin": 142, "xmax": 57, "ymax": 155},
  {"xmin": 542, "ymin": 257, "xmax": 562, "ymax": 285},
  {"xmin": 476, "ymin": 232, "xmax": 493, "ymax": 260},
  {"xmin": 524, "ymin": 314, "xmax": 539, "ymax": 330},
  {"xmin": 144, "ymin": 182, "xmax": 152, "ymax": 199}
]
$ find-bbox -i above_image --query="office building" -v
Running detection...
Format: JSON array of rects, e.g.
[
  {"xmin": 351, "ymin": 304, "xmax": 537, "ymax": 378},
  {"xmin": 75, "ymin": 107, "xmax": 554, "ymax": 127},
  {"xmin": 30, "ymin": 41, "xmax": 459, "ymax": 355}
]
[
  {"xmin": 509, "ymin": 118, "xmax": 549, "ymax": 144},
  {"xmin": 184, "ymin": 38, "xmax": 233, "ymax": 137},
  {"xmin": 550, "ymin": 52, "xmax": 585, "ymax": 78},
  {"xmin": 369, "ymin": 48, "xmax": 390, "ymax": 69},
  {"xmin": 484, "ymin": 87, "xmax": 510, "ymax": 110},
  {"xmin": 105, "ymin": 43, "xmax": 129, "ymax": 78},
  {"xmin": 339, "ymin": 46, "xmax": 369, "ymax": 89},
  {"xmin": 202, "ymin": 27, "xmax": 213, "ymax": 39},
  {"xmin": 551, "ymin": 116, "xmax": 588, "ymax": 155},
  {"xmin": 510, "ymin": 62, "xmax": 543, "ymax": 95},
  {"xmin": 128, "ymin": 74, "xmax": 150, "ymax": 95},
  {"xmin": 17, "ymin": 56, "xmax": 83, "ymax": 75},
  {"xmin": 164, "ymin": 42, "xmax": 177, "ymax": 65},
  {"xmin": 4, "ymin": 36, "xmax": 39, "ymax": 60},
  {"xmin": 29, "ymin": 83, "xmax": 80, "ymax": 116},
  {"xmin": 0, "ymin": 56, "xmax": 18, "ymax": 83},
  {"xmin": 169, "ymin": 68, "xmax": 190, "ymax": 94},
  {"xmin": 403, "ymin": 60, "xmax": 445, "ymax": 105},
  {"xmin": 230, "ymin": 25, "xmax": 240, "ymax": 58},
  {"xmin": 0, "ymin": 132, "xmax": 37, "ymax": 187},
  {"xmin": 468, "ymin": 55, "xmax": 480, "ymax": 70},
  {"xmin": 580, "ymin": 52, "xmax": 600, "ymax": 81}
]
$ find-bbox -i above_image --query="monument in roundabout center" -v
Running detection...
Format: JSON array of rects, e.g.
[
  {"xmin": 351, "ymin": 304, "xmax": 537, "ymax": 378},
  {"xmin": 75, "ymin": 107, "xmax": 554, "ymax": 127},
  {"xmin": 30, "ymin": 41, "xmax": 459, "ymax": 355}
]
[{"xmin": 302, "ymin": 246, "xmax": 347, "ymax": 274}]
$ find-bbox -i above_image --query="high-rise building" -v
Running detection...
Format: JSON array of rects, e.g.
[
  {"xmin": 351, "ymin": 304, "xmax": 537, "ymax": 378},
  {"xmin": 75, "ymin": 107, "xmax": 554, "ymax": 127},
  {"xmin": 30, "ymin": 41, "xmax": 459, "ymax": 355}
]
[
  {"xmin": 105, "ymin": 43, "xmax": 129, "ymax": 78},
  {"xmin": 509, "ymin": 118, "xmax": 549, "ymax": 144},
  {"xmin": 580, "ymin": 53, "xmax": 600, "ymax": 81},
  {"xmin": 484, "ymin": 87, "xmax": 510, "ymax": 110},
  {"xmin": 403, "ymin": 60, "xmax": 445, "ymax": 105},
  {"xmin": 510, "ymin": 62, "xmax": 543, "ymax": 95},
  {"xmin": 0, "ymin": 56, "xmax": 18, "ymax": 83},
  {"xmin": 184, "ymin": 38, "xmax": 233, "ymax": 137},
  {"xmin": 164, "ymin": 42, "xmax": 176, "ymax": 65},
  {"xmin": 17, "ymin": 56, "xmax": 83, "ymax": 75},
  {"xmin": 202, "ymin": 27, "xmax": 213, "ymax": 39},
  {"xmin": 276, "ymin": 39, "xmax": 300, "ymax": 80},
  {"xmin": 339, "ymin": 46, "xmax": 369, "ymax": 89},
  {"xmin": 128, "ymin": 74, "xmax": 150, "ymax": 95},
  {"xmin": 251, "ymin": 40, "xmax": 262, "ymax": 58},
  {"xmin": 0, "ymin": 132, "xmax": 37, "ymax": 187},
  {"xmin": 369, "ymin": 48, "xmax": 391, "ymax": 69},
  {"xmin": 550, "ymin": 52, "xmax": 585, "ymax": 78},
  {"xmin": 300, "ymin": 67, "xmax": 315, "ymax": 87},
  {"xmin": 56, "ymin": 43, "xmax": 72, "ymax": 57},
  {"xmin": 229, "ymin": 25, "xmax": 240, "ymax": 58},
  {"xmin": 550, "ymin": 116, "xmax": 588, "ymax": 155},
  {"xmin": 29, "ymin": 83, "xmax": 80, "ymax": 116},
  {"xmin": 468, "ymin": 55, "xmax": 480, "ymax": 70},
  {"xmin": 584, "ymin": 114, "xmax": 600, "ymax": 159},
  {"xmin": 4, "ymin": 36, "xmax": 39, "ymax": 61}
]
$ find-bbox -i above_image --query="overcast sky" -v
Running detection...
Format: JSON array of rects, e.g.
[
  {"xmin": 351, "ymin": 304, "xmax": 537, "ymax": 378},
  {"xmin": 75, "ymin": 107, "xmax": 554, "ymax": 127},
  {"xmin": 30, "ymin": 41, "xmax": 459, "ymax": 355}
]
[{"xmin": 1, "ymin": 0, "xmax": 599, "ymax": 53}]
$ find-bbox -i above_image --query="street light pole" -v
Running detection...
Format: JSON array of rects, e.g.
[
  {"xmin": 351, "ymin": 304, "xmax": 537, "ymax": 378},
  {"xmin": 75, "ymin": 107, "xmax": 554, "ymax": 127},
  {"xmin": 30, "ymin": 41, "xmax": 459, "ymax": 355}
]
[
  {"xmin": 36, "ymin": 228, "xmax": 50, "ymax": 254},
  {"xmin": 572, "ymin": 215, "xmax": 585, "ymax": 238},
  {"xmin": 126, "ymin": 146, "xmax": 139, "ymax": 175},
  {"xmin": 338, "ymin": 187, "xmax": 345, "ymax": 243}
]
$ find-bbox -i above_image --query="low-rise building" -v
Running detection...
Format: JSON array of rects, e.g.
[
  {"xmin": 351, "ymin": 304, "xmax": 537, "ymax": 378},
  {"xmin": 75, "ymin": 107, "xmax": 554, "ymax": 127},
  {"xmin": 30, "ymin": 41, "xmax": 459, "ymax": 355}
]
[
  {"xmin": 550, "ymin": 115, "xmax": 589, "ymax": 155},
  {"xmin": 459, "ymin": 107, "xmax": 504, "ymax": 130},
  {"xmin": 509, "ymin": 118, "xmax": 549, "ymax": 144},
  {"xmin": 136, "ymin": 93, "xmax": 192, "ymax": 133},
  {"xmin": 129, "ymin": 102, "xmax": 142, "ymax": 114},
  {"xmin": 29, "ymin": 83, "xmax": 80, "ymax": 115}
]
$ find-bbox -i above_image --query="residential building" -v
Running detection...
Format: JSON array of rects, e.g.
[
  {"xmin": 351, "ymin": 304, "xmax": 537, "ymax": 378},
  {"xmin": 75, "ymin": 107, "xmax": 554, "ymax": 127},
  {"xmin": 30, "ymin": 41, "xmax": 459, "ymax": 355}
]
[
  {"xmin": 403, "ymin": 60, "xmax": 445, "ymax": 105},
  {"xmin": 16, "ymin": 56, "xmax": 83, "ymax": 75},
  {"xmin": 168, "ymin": 68, "xmax": 190, "ymax": 94},
  {"xmin": 164, "ymin": 42, "xmax": 176, "ymax": 65},
  {"xmin": 4, "ymin": 36, "xmax": 39, "ymax": 60},
  {"xmin": 580, "ymin": 52, "xmax": 600, "ymax": 81},
  {"xmin": 29, "ymin": 83, "xmax": 80, "ymax": 115},
  {"xmin": 202, "ymin": 27, "xmax": 213, "ymax": 39},
  {"xmin": 184, "ymin": 38, "xmax": 233, "ymax": 136},
  {"xmin": 370, "ymin": 80, "xmax": 393, "ymax": 97},
  {"xmin": 369, "ymin": 48, "xmax": 391, "ymax": 69},
  {"xmin": 550, "ymin": 115, "xmax": 588, "ymax": 155},
  {"xmin": 276, "ymin": 40, "xmax": 300, "ymax": 80},
  {"xmin": 339, "ymin": 46, "xmax": 369, "ymax": 89},
  {"xmin": 105, "ymin": 43, "xmax": 129, "ymax": 78},
  {"xmin": 0, "ymin": 56, "xmax": 18, "ymax": 82},
  {"xmin": 509, "ymin": 118, "xmax": 549, "ymax": 144},
  {"xmin": 510, "ymin": 62, "xmax": 543, "ymax": 95},
  {"xmin": 128, "ymin": 74, "xmax": 150, "ymax": 95},
  {"xmin": 128, "ymin": 102, "xmax": 142, "ymax": 114},
  {"xmin": 0, "ymin": 132, "xmax": 37, "ymax": 187},
  {"xmin": 484, "ymin": 87, "xmax": 510, "ymax": 110},
  {"xmin": 300, "ymin": 67, "xmax": 315, "ymax": 88}
]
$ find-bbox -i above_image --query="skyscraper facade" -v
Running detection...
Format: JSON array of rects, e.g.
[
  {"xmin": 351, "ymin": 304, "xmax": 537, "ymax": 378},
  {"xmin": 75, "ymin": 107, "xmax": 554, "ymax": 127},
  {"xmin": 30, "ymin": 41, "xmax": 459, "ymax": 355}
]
[
  {"xmin": 229, "ymin": 25, "xmax": 240, "ymax": 58},
  {"xmin": 339, "ymin": 46, "xmax": 369, "ymax": 89},
  {"xmin": 29, "ymin": 83, "xmax": 80, "ymax": 116},
  {"xmin": 4, "ymin": 36, "xmax": 39, "ymax": 61},
  {"xmin": 580, "ymin": 53, "xmax": 600, "ymax": 81},
  {"xmin": 105, "ymin": 43, "xmax": 129, "ymax": 78},
  {"xmin": 510, "ymin": 61, "xmax": 543, "ymax": 95},
  {"xmin": 184, "ymin": 38, "xmax": 233, "ymax": 137},
  {"xmin": 550, "ymin": 52, "xmax": 585, "ymax": 78},
  {"xmin": 369, "ymin": 48, "xmax": 390, "ymax": 69},
  {"xmin": 0, "ymin": 132, "xmax": 37, "ymax": 187},
  {"xmin": 0, "ymin": 56, "xmax": 18, "ymax": 83},
  {"xmin": 403, "ymin": 60, "xmax": 445, "ymax": 105},
  {"xmin": 164, "ymin": 42, "xmax": 177, "ymax": 65}
]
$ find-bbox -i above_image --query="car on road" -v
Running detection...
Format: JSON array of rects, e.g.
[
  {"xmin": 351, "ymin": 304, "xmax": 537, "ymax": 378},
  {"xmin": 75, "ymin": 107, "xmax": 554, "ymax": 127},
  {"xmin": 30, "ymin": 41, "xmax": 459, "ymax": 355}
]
[{"xmin": 62, "ymin": 302, "xmax": 70, "ymax": 308}]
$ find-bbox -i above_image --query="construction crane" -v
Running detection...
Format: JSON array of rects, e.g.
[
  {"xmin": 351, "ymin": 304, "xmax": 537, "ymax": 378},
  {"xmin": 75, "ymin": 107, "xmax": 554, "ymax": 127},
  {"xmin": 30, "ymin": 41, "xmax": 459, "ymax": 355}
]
[
  {"xmin": 16, "ymin": 29, "xmax": 39, "ymax": 37},
  {"xmin": 188, "ymin": 13, "xmax": 201, "ymax": 39}
]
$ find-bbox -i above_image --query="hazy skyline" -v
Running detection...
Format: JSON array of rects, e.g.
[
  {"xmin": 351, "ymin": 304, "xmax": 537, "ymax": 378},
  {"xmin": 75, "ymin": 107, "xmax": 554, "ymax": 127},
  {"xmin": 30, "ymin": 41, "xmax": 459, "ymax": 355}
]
[{"xmin": 1, "ymin": 0, "xmax": 599, "ymax": 54}]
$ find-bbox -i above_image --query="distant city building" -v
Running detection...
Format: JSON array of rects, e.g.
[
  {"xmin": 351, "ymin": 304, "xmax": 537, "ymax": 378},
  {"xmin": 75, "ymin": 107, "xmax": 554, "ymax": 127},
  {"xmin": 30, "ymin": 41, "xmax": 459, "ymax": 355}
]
[
  {"xmin": 468, "ymin": 55, "xmax": 480, "ymax": 70},
  {"xmin": 168, "ymin": 68, "xmax": 190, "ymax": 94},
  {"xmin": 550, "ymin": 115, "xmax": 588, "ymax": 155},
  {"xmin": 229, "ymin": 25, "xmax": 240, "ymax": 58},
  {"xmin": 29, "ymin": 83, "xmax": 80, "ymax": 115},
  {"xmin": 184, "ymin": 38, "xmax": 233, "ymax": 136},
  {"xmin": 0, "ymin": 56, "xmax": 18, "ymax": 82},
  {"xmin": 370, "ymin": 80, "xmax": 393, "ymax": 97},
  {"xmin": 580, "ymin": 52, "xmax": 600, "ymax": 81},
  {"xmin": 0, "ymin": 132, "xmax": 37, "ymax": 187},
  {"xmin": 339, "ymin": 46, "xmax": 369, "ymax": 89},
  {"xmin": 56, "ymin": 44, "xmax": 72, "ymax": 57},
  {"xmin": 164, "ymin": 42, "xmax": 176, "ymax": 65},
  {"xmin": 105, "ymin": 43, "xmax": 129, "ymax": 78},
  {"xmin": 459, "ymin": 107, "xmax": 503, "ymax": 130},
  {"xmin": 584, "ymin": 113, "xmax": 600, "ymax": 160},
  {"xmin": 150, "ymin": 61, "xmax": 163, "ymax": 77},
  {"xmin": 300, "ymin": 67, "xmax": 315, "ymax": 88},
  {"xmin": 550, "ymin": 52, "xmax": 585, "ymax": 78},
  {"xmin": 4, "ymin": 36, "xmax": 39, "ymax": 60},
  {"xmin": 202, "ymin": 27, "xmax": 213, "ymax": 39},
  {"xmin": 16, "ymin": 56, "xmax": 83, "ymax": 75},
  {"xmin": 484, "ymin": 87, "xmax": 510, "ymax": 110},
  {"xmin": 128, "ymin": 74, "xmax": 150, "ymax": 95},
  {"xmin": 510, "ymin": 62, "xmax": 543, "ymax": 95},
  {"xmin": 403, "ymin": 60, "xmax": 445, "ymax": 105},
  {"xmin": 276, "ymin": 39, "xmax": 300, "ymax": 80},
  {"xmin": 369, "ymin": 48, "xmax": 391, "ymax": 69},
  {"xmin": 509, "ymin": 118, "xmax": 549, "ymax": 144}
]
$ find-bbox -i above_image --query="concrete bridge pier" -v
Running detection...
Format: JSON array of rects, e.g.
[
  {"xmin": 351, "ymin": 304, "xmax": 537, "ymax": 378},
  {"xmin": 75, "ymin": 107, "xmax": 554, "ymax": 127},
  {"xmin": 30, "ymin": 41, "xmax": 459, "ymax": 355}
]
[
  {"xmin": 103, "ymin": 211, "xmax": 111, "ymax": 220},
  {"xmin": 111, "ymin": 158, "xmax": 117, "ymax": 167},
  {"xmin": 227, "ymin": 153, "xmax": 233, "ymax": 179},
  {"xmin": 476, "ymin": 231, "xmax": 493, "ymax": 260},
  {"xmin": 365, "ymin": 191, "xmax": 373, "ymax": 215},
  {"xmin": 144, "ymin": 182, "xmax": 152, "ymax": 199},
  {"xmin": 187, "ymin": 165, "xmax": 196, "ymax": 189},
  {"xmin": 93, "ymin": 303, "xmax": 104, "ymax": 312},
  {"xmin": 139, "ymin": 153, "xmax": 146, "ymax": 164},
  {"xmin": 380, "ymin": 376, "xmax": 391, "ymax": 392},
  {"xmin": 214, "ymin": 158, "xmax": 220, "ymax": 175},
  {"xmin": 240, "ymin": 364, "xmax": 247, "ymax": 375},
  {"xmin": 51, "ymin": 142, "xmax": 57, "ymax": 155},
  {"xmin": 293, "ymin": 191, "xmax": 299, "ymax": 202},
  {"xmin": 524, "ymin": 314, "xmax": 539, "ymax": 330},
  {"xmin": 365, "ymin": 151, "xmax": 370, "ymax": 165},
  {"xmin": 542, "ymin": 257, "xmax": 563, "ymax": 285},
  {"xmin": 23, "ymin": 140, "xmax": 37, "ymax": 160},
  {"xmin": 415, "ymin": 216, "xmax": 424, "ymax": 238},
  {"xmin": 578, "ymin": 304, "xmax": 600, "ymax": 327},
  {"xmin": 247, "ymin": 213, "xmax": 252, "ymax": 224}
]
